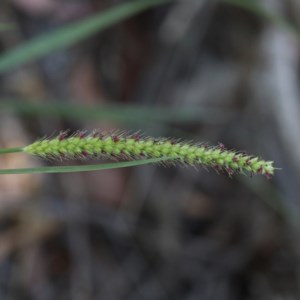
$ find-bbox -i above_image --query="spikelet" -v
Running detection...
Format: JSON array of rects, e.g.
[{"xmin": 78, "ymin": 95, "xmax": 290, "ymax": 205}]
[{"xmin": 23, "ymin": 130, "xmax": 275, "ymax": 178}]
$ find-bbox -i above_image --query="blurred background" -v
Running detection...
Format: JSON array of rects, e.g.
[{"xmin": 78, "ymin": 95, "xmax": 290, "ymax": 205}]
[{"xmin": 0, "ymin": 0, "xmax": 300, "ymax": 299}]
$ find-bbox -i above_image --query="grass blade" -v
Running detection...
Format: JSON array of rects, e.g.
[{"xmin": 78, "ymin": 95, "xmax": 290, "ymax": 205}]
[
  {"xmin": 0, "ymin": 0, "xmax": 171, "ymax": 73},
  {"xmin": 0, "ymin": 157, "xmax": 169, "ymax": 175},
  {"xmin": 0, "ymin": 100, "xmax": 233, "ymax": 125}
]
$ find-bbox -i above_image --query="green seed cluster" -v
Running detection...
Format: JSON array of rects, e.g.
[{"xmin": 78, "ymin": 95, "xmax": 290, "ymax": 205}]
[{"xmin": 23, "ymin": 131, "xmax": 275, "ymax": 178}]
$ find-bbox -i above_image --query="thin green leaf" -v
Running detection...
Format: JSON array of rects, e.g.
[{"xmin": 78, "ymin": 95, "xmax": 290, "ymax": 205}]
[
  {"xmin": 0, "ymin": 0, "xmax": 171, "ymax": 73},
  {"xmin": 0, "ymin": 100, "xmax": 233, "ymax": 125},
  {"xmin": 0, "ymin": 157, "xmax": 169, "ymax": 175}
]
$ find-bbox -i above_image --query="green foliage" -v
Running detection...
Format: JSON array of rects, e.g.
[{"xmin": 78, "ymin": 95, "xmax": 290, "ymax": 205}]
[
  {"xmin": 0, "ymin": 0, "xmax": 297, "ymax": 74},
  {"xmin": 0, "ymin": 0, "xmax": 171, "ymax": 73},
  {"xmin": 0, "ymin": 100, "xmax": 232, "ymax": 125},
  {"xmin": 0, "ymin": 0, "xmax": 281, "ymax": 177}
]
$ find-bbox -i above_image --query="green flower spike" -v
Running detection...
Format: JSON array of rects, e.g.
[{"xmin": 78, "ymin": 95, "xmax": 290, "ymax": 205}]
[{"xmin": 23, "ymin": 130, "xmax": 276, "ymax": 178}]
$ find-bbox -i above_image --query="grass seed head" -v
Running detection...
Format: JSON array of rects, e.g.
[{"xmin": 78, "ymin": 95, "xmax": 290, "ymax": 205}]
[{"xmin": 23, "ymin": 130, "xmax": 276, "ymax": 178}]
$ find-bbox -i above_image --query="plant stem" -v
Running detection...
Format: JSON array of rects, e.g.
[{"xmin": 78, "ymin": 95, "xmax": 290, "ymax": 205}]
[
  {"xmin": 0, "ymin": 157, "xmax": 167, "ymax": 175},
  {"xmin": 0, "ymin": 147, "xmax": 23, "ymax": 155}
]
